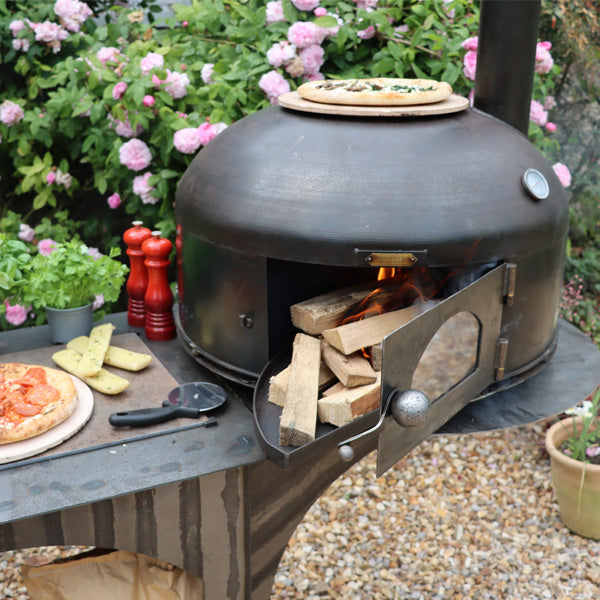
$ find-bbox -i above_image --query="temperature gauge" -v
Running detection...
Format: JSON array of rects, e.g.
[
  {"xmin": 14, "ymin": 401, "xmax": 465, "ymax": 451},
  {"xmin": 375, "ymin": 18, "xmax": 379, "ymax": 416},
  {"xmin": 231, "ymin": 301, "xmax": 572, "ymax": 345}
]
[{"xmin": 522, "ymin": 168, "xmax": 549, "ymax": 200}]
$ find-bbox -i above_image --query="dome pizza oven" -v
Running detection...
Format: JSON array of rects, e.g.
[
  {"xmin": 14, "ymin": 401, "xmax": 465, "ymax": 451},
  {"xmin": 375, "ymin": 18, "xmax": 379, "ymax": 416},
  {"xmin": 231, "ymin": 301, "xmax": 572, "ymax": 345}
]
[{"xmin": 174, "ymin": 1, "xmax": 600, "ymax": 473}]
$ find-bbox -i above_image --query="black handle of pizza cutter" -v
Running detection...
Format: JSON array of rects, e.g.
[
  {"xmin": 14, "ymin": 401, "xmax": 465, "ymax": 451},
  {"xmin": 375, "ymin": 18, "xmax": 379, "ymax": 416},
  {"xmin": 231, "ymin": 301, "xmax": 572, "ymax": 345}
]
[{"xmin": 109, "ymin": 404, "xmax": 207, "ymax": 427}]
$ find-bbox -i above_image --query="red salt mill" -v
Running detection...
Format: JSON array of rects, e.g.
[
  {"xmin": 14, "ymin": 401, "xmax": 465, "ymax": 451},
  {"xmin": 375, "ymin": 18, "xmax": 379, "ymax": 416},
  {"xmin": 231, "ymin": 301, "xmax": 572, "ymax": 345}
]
[
  {"xmin": 123, "ymin": 221, "xmax": 152, "ymax": 327},
  {"xmin": 142, "ymin": 231, "xmax": 176, "ymax": 341}
]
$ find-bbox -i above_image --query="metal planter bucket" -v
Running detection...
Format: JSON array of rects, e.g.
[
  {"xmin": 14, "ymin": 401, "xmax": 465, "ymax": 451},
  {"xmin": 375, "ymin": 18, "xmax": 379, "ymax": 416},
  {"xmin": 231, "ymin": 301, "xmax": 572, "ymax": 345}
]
[{"xmin": 45, "ymin": 303, "xmax": 94, "ymax": 344}]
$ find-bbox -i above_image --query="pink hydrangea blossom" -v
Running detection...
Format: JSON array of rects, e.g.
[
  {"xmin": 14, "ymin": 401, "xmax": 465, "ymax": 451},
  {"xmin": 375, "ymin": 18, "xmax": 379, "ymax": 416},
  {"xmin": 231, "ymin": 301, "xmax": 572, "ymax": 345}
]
[
  {"xmin": 197, "ymin": 121, "xmax": 228, "ymax": 146},
  {"xmin": 54, "ymin": 0, "xmax": 92, "ymax": 33},
  {"xmin": 112, "ymin": 81, "xmax": 128, "ymax": 100},
  {"xmin": 0, "ymin": 101, "xmax": 25, "ymax": 126},
  {"xmin": 9, "ymin": 20, "xmax": 27, "ymax": 36},
  {"xmin": 545, "ymin": 122, "xmax": 557, "ymax": 133},
  {"xmin": 18, "ymin": 223, "xmax": 35, "ymax": 243},
  {"xmin": 357, "ymin": 24, "xmax": 376, "ymax": 40},
  {"xmin": 463, "ymin": 50, "xmax": 477, "ymax": 81},
  {"xmin": 535, "ymin": 41, "xmax": 553, "ymax": 74},
  {"xmin": 530, "ymin": 100, "xmax": 548, "ymax": 126},
  {"xmin": 119, "ymin": 139, "xmax": 152, "ymax": 171},
  {"xmin": 97, "ymin": 46, "xmax": 121, "ymax": 66},
  {"xmin": 201, "ymin": 63, "xmax": 214, "ymax": 84},
  {"xmin": 461, "ymin": 36, "xmax": 478, "ymax": 51},
  {"xmin": 266, "ymin": 0, "xmax": 285, "ymax": 24},
  {"xmin": 553, "ymin": 163, "xmax": 571, "ymax": 188},
  {"xmin": 4, "ymin": 301, "xmax": 28, "ymax": 327},
  {"xmin": 299, "ymin": 44, "xmax": 324, "ymax": 75},
  {"xmin": 46, "ymin": 171, "xmax": 56, "ymax": 185},
  {"xmin": 267, "ymin": 41, "xmax": 297, "ymax": 68},
  {"xmin": 287, "ymin": 21, "xmax": 325, "ymax": 49},
  {"xmin": 291, "ymin": 0, "xmax": 320, "ymax": 10},
  {"xmin": 140, "ymin": 52, "xmax": 164, "ymax": 74},
  {"xmin": 174, "ymin": 127, "xmax": 202, "ymax": 154},
  {"xmin": 93, "ymin": 294, "xmax": 105, "ymax": 310},
  {"xmin": 38, "ymin": 238, "xmax": 58, "ymax": 257},
  {"xmin": 132, "ymin": 172, "xmax": 158, "ymax": 204},
  {"xmin": 107, "ymin": 192, "xmax": 121, "ymax": 209},
  {"xmin": 259, "ymin": 70, "xmax": 291, "ymax": 104}
]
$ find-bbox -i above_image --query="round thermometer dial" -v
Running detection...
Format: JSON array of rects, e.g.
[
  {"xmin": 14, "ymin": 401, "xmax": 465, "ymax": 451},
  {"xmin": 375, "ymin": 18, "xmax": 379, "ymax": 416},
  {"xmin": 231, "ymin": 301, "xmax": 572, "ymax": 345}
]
[{"xmin": 522, "ymin": 168, "xmax": 550, "ymax": 200}]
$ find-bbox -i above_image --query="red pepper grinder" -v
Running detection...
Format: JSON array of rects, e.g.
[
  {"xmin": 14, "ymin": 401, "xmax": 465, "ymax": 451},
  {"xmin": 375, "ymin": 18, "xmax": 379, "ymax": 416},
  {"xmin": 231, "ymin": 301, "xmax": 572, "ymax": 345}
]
[
  {"xmin": 142, "ymin": 231, "xmax": 176, "ymax": 341},
  {"xmin": 123, "ymin": 221, "xmax": 152, "ymax": 327}
]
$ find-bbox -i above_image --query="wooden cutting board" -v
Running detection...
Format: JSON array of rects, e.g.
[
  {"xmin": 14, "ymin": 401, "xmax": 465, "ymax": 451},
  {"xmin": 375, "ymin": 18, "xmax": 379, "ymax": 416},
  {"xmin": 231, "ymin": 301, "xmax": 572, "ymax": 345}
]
[{"xmin": 0, "ymin": 333, "xmax": 200, "ymax": 464}]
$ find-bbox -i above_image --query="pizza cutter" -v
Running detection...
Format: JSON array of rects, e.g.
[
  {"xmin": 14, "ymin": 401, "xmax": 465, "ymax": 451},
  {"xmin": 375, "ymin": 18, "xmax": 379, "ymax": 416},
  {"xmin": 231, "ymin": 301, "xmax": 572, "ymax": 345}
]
[{"xmin": 108, "ymin": 382, "xmax": 226, "ymax": 427}]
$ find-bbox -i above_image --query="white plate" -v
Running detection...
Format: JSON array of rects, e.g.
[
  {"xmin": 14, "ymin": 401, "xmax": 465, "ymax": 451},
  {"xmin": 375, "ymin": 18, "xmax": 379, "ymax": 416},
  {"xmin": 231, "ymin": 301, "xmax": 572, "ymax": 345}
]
[{"xmin": 0, "ymin": 376, "xmax": 94, "ymax": 464}]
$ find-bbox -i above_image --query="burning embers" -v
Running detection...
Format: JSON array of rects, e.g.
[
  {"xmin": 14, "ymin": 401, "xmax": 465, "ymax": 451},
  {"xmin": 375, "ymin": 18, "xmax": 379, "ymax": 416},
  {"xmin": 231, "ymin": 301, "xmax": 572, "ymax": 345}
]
[{"xmin": 268, "ymin": 270, "xmax": 480, "ymax": 447}]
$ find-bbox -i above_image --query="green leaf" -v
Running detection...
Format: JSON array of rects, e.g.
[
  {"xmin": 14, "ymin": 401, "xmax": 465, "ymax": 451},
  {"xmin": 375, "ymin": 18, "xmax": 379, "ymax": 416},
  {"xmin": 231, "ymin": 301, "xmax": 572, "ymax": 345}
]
[{"xmin": 314, "ymin": 16, "xmax": 338, "ymax": 28}]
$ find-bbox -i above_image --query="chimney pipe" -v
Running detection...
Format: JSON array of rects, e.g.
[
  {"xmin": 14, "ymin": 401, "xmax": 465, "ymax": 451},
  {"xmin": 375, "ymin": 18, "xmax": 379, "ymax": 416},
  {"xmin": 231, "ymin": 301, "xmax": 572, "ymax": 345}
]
[{"xmin": 473, "ymin": 0, "xmax": 542, "ymax": 135}]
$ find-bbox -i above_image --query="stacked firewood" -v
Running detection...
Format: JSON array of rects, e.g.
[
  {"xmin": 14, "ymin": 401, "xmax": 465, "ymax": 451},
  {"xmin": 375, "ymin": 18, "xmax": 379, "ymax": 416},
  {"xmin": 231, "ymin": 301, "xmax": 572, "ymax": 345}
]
[{"xmin": 268, "ymin": 280, "xmax": 439, "ymax": 447}]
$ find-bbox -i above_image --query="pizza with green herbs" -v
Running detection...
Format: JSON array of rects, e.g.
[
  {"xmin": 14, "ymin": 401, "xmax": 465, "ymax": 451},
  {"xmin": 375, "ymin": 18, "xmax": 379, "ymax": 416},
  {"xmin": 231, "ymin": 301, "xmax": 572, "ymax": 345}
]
[{"xmin": 297, "ymin": 78, "xmax": 453, "ymax": 106}]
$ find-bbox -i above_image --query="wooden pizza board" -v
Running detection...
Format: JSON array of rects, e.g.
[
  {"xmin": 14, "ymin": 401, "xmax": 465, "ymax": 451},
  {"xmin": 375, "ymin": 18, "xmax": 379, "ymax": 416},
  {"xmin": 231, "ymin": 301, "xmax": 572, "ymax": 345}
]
[{"xmin": 278, "ymin": 91, "xmax": 469, "ymax": 117}]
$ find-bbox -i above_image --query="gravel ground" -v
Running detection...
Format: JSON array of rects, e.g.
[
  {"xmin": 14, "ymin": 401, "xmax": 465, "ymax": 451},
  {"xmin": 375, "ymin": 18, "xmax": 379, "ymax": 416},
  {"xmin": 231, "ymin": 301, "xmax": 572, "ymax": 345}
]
[{"xmin": 2, "ymin": 421, "xmax": 599, "ymax": 599}]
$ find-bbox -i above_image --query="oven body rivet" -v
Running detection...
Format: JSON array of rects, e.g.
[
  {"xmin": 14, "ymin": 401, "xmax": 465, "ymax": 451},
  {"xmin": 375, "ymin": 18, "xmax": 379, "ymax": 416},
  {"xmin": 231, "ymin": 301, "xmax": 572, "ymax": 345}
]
[{"xmin": 239, "ymin": 314, "xmax": 253, "ymax": 328}]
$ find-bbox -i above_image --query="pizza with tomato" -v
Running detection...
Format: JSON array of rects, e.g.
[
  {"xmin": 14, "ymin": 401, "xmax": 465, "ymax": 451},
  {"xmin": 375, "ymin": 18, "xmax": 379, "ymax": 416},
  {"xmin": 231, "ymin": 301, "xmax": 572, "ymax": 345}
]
[{"xmin": 0, "ymin": 363, "xmax": 78, "ymax": 445}]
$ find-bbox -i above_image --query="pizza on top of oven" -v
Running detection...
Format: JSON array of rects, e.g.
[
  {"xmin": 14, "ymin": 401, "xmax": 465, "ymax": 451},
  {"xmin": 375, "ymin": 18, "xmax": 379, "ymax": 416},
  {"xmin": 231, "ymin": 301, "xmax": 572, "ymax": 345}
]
[
  {"xmin": 296, "ymin": 77, "xmax": 453, "ymax": 106},
  {"xmin": 0, "ymin": 363, "xmax": 77, "ymax": 445}
]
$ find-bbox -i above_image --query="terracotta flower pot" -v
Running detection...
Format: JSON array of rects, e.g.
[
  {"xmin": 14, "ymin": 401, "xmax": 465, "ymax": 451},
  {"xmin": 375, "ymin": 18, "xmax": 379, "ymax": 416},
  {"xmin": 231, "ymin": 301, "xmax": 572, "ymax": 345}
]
[{"xmin": 545, "ymin": 416, "xmax": 600, "ymax": 540}]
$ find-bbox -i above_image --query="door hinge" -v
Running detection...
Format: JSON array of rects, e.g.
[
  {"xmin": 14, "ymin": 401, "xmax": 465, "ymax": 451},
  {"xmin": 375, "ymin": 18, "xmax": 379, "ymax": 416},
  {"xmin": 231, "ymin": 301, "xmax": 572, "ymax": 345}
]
[{"xmin": 495, "ymin": 338, "xmax": 509, "ymax": 381}]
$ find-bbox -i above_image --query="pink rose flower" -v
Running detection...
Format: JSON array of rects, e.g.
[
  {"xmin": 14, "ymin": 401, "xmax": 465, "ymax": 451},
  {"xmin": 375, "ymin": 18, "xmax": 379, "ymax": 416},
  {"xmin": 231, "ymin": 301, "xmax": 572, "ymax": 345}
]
[
  {"xmin": 304, "ymin": 72, "xmax": 325, "ymax": 81},
  {"xmin": 299, "ymin": 44, "xmax": 324, "ymax": 75},
  {"xmin": 545, "ymin": 122, "xmax": 556, "ymax": 133},
  {"xmin": 201, "ymin": 63, "xmax": 214, "ymax": 85},
  {"xmin": 97, "ymin": 46, "xmax": 121, "ymax": 66},
  {"xmin": 357, "ymin": 24, "xmax": 376, "ymax": 40},
  {"xmin": 535, "ymin": 41, "xmax": 553, "ymax": 74},
  {"xmin": 119, "ymin": 139, "xmax": 152, "ymax": 171},
  {"xmin": 54, "ymin": 0, "xmax": 92, "ymax": 33},
  {"xmin": 107, "ymin": 192, "xmax": 121, "ymax": 209},
  {"xmin": 34, "ymin": 21, "xmax": 68, "ymax": 43},
  {"xmin": 461, "ymin": 36, "xmax": 478, "ymax": 51},
  {"xmin": 287, "ymin": 21, "xmax": 326, "ymax": 49},
  {"xmin": 38, "ymin": 238, "xmax": 58, "ymax": 257},
  {"xmin": 132, "ymin": 172, "xmax": 158, "ymax": 204},
  {"xmin": 109, "ymin": 112, "xmax": 143, "ymax": 138},
  {"xmin": 314, "ymin": 7, "xmax": 327, "ymax": 16},
  {"xmin": 46, "ymin": 171, "xmax": 56, "ymax": 185},
  {"xmin": 463, "ymin": 50, "xmax": 477, "ymax": 81},
  {"xmin": 13, "ymin": 38, "xmax": 31, "ymax": 52},
  {"xmin": 267, "ymin": 41, "xmax": 297, "ymax": 68},
  {"xmin": 530, "ymin": 100, "xmax": 548, "ymax": 126},
  {"xmin": 164, "ymin": 70, "xmax": 190, "ymax": 99},
  {"xmin": 4, "ymin": 301, "xmax": 28, "ymax": 327},
  {"xmin": 266, "ymin": 0, "xmax": 285, "ymax": 24},
  {"xmin": 18, "ymin": 223, "xmax": 35, "ymax": 243},
  {"xmin": 93, "ymin": 294, "xmax": 105, "ymax": 310},
  {"xmin": 140, "ymin": 52, "xmax": 164, "ymax": 74},
  {"xmin": 87, "ymin": 247, "xmax": 102, "ymax": 260},
  {"xmin": 259, "ymin": 70, "xmax": 291, "ymax": 104},
  {"xmin": 56, "ymin": 170, "xmax": 72, "ymax": 189},
  {"xmin": 9, "ymin": 20, "xmax": 26, "ymax": 36},
  {"xmin": 291, "ymin": 0, "xmax": 320, "ymax": 10},
  {"xmin": 182, "ymin": 21, "xmax": 188, "ymax": 27},
  {"xmin": 552, "ymin": 163, "xmax": 571, "ymax": 188},
  {"xmin": 0, "ymin": 101, "xmax": 25, "ymax": 126},
  {"xmin": 544, "ymin": 96, "xmax": 557, "ymax": 110},
  {"xmin": 142, "ymin": 95, "xmax": 155, "ymax": 107},
  {"xmin": 112, "ymin": 81, "xmax": 128, "ymax": 100},
  {"xmin": 174, "ymin": 127, "xmax": 202, "ymax": 154},
  {"xmin": 197, "ymin": 121, "xmax": 227, "ymax": 146},
  {"xmin": 353, "ymin": 0, "xmax": 379, "ymax": 8}
]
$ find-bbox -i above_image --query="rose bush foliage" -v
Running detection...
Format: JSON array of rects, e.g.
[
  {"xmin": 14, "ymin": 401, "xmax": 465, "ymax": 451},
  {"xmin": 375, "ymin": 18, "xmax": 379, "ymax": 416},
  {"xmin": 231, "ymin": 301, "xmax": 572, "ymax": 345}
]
[{"xmin": 0, "ymin": 0, "xmax": 580, "ymax": 333}]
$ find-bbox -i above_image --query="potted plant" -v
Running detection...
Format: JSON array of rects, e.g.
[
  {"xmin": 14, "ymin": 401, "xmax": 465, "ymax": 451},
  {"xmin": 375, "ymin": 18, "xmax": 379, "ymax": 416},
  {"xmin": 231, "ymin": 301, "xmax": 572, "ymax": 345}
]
[
  {"xmin": 545, "ymin": 387, "xmax": 600, "ymax": 539},
  {"xmin": 19, "ymin": 240, "xmax": 129, "ymax": 343}
]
